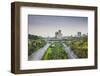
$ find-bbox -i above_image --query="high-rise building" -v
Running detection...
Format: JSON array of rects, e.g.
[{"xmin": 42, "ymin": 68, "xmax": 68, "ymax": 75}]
[
  {"xmin": 55, "ymin": 30, "xmax": 62, "ymax": 39},
  {"xmin": 77, "ymin": 32, "xmax": 81, "ymax": 37}
]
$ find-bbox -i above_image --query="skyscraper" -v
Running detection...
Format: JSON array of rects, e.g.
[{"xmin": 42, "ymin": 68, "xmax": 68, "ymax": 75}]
[
  {"xmin": 55, "ymin": 30, "xmax": 62, "ymax": 39},
  {"xmin": 77, "ymin": 32, "xmax": 81, "ymax": 37}
]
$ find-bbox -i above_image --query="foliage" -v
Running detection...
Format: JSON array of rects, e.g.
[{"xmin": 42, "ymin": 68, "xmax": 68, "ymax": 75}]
[
  {"xmin": 28, "ymin": 34, "xmax": 43, "ymax": 40},
  {"xmin": 42, "ymin": 42, "xmax": 68, "ymax": 60},
  {"xmin": 64, "ymin": 37, "xmax": 88, "ymax": 58},
  {"xmin": 28, "ymin": 34, "xmax": 46, "ymax": 56}
]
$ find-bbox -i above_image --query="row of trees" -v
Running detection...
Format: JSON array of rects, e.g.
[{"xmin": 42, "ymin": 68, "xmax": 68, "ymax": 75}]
[
  {"xmin": 64, "ymin": 37, "xmax": 88, "ymax": 58},
  {"xmin": 28, "ymin": 34, "xmax": 46, "ymax": 56}
]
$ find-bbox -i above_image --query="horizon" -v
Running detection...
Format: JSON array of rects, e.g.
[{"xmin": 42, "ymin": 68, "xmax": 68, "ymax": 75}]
[
  {"xmin": 28, "ymin": 15, "xmax": 88, "ymax": 37},
  {"xmin": 28, "ymin": 31, "xmax": 88, "ymax": 38}
]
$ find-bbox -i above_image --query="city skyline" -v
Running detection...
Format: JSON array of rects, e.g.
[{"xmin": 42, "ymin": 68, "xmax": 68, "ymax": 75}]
[{"xmin": 28, "ymin": 15, "xmax": 88, "ymax": 37}]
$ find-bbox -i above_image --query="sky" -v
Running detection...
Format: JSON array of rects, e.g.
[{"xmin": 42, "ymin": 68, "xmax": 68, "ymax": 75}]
[{"xmin": 28, "ymin": 15, "xmax": 88, "ymax": 37}]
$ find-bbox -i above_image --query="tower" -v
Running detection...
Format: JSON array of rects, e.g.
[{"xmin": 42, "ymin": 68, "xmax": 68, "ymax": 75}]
[
  {"xmin": 77, "ymin": 32, "xmax": 81, "ymax": 37},
  {"xmin": 55, "ymin": 30, "xmax": 62, "ymax": 39}
]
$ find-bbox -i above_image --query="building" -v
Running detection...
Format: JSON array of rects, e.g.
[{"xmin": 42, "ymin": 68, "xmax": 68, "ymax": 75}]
[
  {"xmin": 82, "ymin": 33, "xmax": 88, "ymax": 37},
  {"xmin": 55, "ymin": 30, "xmax": 62, "ymax": 39},
  {"xmin": 77, "ymin": 32, "xmax": 81, "ymax": 37}
]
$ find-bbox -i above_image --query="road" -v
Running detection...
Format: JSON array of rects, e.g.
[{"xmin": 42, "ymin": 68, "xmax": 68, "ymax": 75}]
[
  {"xmin": 62, "ymin": 43, "xmax": 78, "ymax": 59},
  {"xmin": 28, "ymin": 43, "xmax": 50, "ymax": 60}
]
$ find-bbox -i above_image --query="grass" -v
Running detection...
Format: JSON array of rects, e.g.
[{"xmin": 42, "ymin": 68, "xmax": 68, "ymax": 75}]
[{"xmin": 42, "ymin": 42, "xmax": 68, "ymax": 60}]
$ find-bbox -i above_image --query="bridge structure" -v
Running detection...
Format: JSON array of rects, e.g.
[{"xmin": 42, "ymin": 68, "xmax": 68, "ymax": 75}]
[{"xmin": 44, "ymin": 38, "xmax": 65, "ymax": 43}]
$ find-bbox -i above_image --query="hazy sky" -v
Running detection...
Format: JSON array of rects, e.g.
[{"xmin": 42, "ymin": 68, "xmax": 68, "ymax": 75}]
[{"xmin": 28, "ymin": 15, "xmax": 88, "ymax": 37}]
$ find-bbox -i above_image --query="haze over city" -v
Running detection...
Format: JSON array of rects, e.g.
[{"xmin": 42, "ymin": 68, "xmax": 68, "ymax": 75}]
[{"xmin": 28, "ymin": 15, "xmax": 88, "ymax": 37}]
